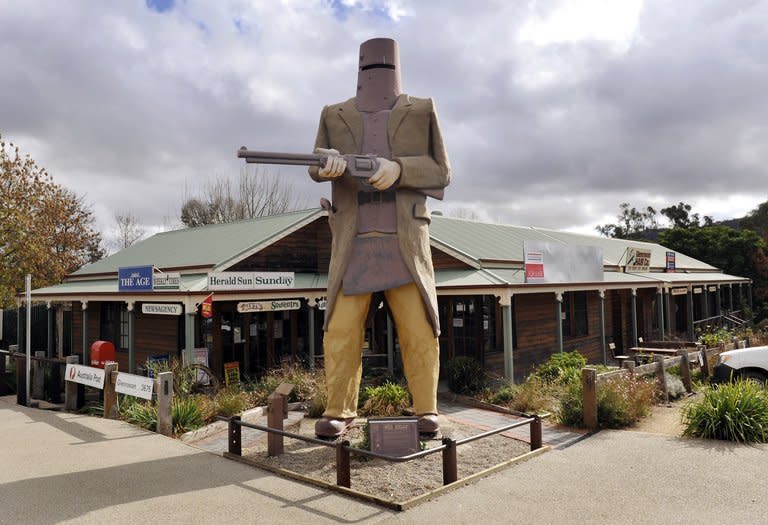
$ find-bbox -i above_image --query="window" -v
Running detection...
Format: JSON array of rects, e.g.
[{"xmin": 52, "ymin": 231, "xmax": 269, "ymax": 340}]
[
  {"xmin": 562, "ymin": 291, "xmax": 588, "ymax": 337},
  {"xmin": 120, "ymin": 305, "xmax": 129, "ymax": 351}
]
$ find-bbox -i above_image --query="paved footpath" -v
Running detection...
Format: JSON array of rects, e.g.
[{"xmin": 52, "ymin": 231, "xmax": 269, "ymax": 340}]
[{"xmin": 2, "ymin": 395, "xmax": 766, "ymax": 525}]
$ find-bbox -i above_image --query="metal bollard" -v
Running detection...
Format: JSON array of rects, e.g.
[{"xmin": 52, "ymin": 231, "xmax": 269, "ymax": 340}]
[
  {"xmin": 442, "ymin": 437, "xmax": 458, "ymax": 485},
  {"xmin": 336, "ymin": 440, "xmax": 351, "ymax": 488},
  {"xmin": 229, "ymin": 415, "xmax": 242, "ymax": 456}
]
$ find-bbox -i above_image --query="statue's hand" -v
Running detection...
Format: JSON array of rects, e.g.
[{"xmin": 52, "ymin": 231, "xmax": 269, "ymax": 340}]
[
  {"xmin": 315, "ymin": 148, "xmax": 346, "ymax": 179},
  {"xmin": 368, "ymin": 158, "xmax": 400, "ymax": 190}
]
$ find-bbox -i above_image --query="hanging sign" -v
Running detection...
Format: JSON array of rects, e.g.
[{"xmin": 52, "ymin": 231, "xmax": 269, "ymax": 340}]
[
  {"xmin": 237, "ymin": 300, "xmax": 301, "ymax": 313},
  {"xmin": 141, "ymin": 303, "xmax": 183, "ymax": 316},
  {"xmin": 693, "ymin": 287, "xmax": 703, "ymax": 294},
  {"xmin": 115, "ymin": 372, "xmax": 154, "ymax": 400},
  {"xmin": 671, "ymin": 287, "xmax": 688, "ymax": 296},
  {"xmin": 200, "ymin": 294, "xmax": 213, "ymax": 319},
  {"xmin": 708, "ymin": 286, "xmax": 718, "ymax": 292},
  {"xmin": 207, "ymin": 272, "xmax": 295, "ymax": 291},
  {"xmin": 118, "ymin": 266, "xmax": 154, "ymax": 292},
  {"xmin": 665, "ymin": 251, "xmax": 676, "ymax": 273},
  {"xmin": 625, "ymin": 248, "xmax": 651, "ymax": 273},
  {"xmin": 65, "ymin": 364, "xmax": 106, "ymax": 389},
  {"xmin": 153, "ymin": 272, "xmax": 181, "ymax": 290}
]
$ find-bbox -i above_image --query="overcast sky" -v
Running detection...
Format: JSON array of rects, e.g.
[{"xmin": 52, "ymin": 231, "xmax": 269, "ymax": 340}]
[{"xmin": 2, "ymin": 0, "xmax": 767, "ymax": 248}]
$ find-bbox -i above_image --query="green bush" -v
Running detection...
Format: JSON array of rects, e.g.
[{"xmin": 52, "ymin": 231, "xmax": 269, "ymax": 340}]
[
  {"xmin": 145, "ymin": 358, "xmax": 198, "ymax": 398},
  {"xmin": 682, "ymin": 381, "xmax": 768, "ymax": 443},
  {"xmin": 534, "ymin": 351, "xmax": 587, "ymax": 384},
  {"xmin": 446, "ymin": 356, "xmax": 486, "ymax": 395},
  {"xmin": 307, "ymin": 389, "xmax": 327, "ymax": 418},
  {"xmin": 359, "ymin": 381, "xmax": 410, "ymax": 417}
]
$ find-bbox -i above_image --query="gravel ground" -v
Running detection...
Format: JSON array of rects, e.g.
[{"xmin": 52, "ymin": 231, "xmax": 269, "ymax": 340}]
[{"xmin": 241, "ymin": 416, "xmax": 531, "ymax": 502}]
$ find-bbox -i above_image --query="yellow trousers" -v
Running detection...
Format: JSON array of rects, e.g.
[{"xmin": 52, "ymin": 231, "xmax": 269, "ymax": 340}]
[{"xmin": 323, "ymin": 282, "xmax": 440, "ymax": 419}]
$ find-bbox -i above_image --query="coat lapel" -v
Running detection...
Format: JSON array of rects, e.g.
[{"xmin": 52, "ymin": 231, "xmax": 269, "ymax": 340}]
[
  {"xmin": 335, "ymin": 98, "xmax": 363, "ymax": 153},
  {"xmin": 388, "ymin": 94, "xmax": 412, "ymax": 144}
]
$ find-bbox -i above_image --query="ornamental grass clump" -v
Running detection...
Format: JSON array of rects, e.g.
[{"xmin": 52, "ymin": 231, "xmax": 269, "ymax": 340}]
[
  {"xmin": 682, "ymin": 381, "xmax": 768, "ymax": 443},
  {"xmin": 213, "ymin": 387, "xmax": 249, "ymax": 417},
  {"xmin": 359, "ymin": 381, "xmax": 410, "ymax": 417},
  {"xmin": 172, "ymin": 396, "xmax": 207, "ymax": 434},
  {"xmin": 248, "ymin": 365, "xmax": 325, "ymax": 406}
]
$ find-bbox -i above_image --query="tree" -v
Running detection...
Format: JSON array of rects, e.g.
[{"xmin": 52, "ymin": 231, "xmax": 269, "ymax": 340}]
[
  {"xmin": 660, "ymin": 201, "xmax": 713, "ymax": 229},
  {"xmin": 740, "ymin": 199, "xmax": 768, "ymax": 238},
  {"xmin": 659, "ymin": 226, "xmax": 768, "ymax": 320},
  {"xmin": 111, "ymin": 211, "xmax": 145, "ymax": 251},
  {"xmin": 0, "ymin": 135, "xmax": 104, "ymax": 307},
  {"xmin": 180, "ymin": 168, "xmax": 304, "ymax": 227},
  {"xmin": 596, "ymin": 202, "xmax": 658, "ymax": 239}
]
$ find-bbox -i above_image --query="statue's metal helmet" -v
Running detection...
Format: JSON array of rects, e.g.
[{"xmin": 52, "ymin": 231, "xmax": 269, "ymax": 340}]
[{"xmin": 356, "ymin": 38, "xmax": 402, "ymax": 111}]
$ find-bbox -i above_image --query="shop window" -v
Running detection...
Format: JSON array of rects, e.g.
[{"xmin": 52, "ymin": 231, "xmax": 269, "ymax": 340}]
[
  {"xmin": 562, "ymin": 291, "xmax": 588, "ymax": 338},
  {"xmin": 100, "ymin": 302, "xmax": 118, "ymax": 349}
]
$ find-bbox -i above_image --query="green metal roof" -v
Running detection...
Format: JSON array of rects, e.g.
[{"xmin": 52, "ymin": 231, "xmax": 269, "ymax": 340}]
[
  {"xmin": 429, "ymin": 215, "xmax": 717, "ymax": 272},
  {"xmin": 72, "ymin": 209, "xmax": 323, "ymax": 277},
  {"xmin": 30, "ymin": 209, "xmax": 744, "ymax": 300}
]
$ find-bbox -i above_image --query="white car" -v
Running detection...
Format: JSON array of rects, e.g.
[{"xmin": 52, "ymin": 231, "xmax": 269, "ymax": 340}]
[{"xmin": 712, "ymin": 345, "xmax": 768, "ymax": 383}]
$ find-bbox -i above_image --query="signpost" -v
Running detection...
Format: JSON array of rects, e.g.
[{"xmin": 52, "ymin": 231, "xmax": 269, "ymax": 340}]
[
  {"xmin": 115, "ymin": 372, "xmax": 154, "ymax": 400},
  {"xmin": 65, "ymin": 363, "xmax": 106, "ymax": 389}
]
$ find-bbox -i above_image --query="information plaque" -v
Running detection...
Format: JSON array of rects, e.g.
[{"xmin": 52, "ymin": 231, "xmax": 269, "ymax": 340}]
[{"xmin": 368, "ymin": 417, "xmax": 420, "ymax": 456}]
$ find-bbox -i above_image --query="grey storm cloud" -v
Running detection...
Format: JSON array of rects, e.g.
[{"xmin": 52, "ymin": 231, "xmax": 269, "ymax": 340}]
[{"xmin": 1, "ymin": 0, "xmax": 767, "ymax": 244}]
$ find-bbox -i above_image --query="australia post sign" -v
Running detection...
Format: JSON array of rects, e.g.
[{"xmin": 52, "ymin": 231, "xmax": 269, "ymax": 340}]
[
  {"xmin": 65, "ymin": 364, "xmax": 106, "ymax": 389},
  {"xmin": 118, "ymin": 266, "xmax": 153, "ymax": 292}
]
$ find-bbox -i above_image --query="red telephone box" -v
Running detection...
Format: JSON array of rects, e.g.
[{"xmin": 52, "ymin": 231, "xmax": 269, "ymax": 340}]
[{"xmin": 90, "ymin": 341, "xmax": 116, "ymax": 368}]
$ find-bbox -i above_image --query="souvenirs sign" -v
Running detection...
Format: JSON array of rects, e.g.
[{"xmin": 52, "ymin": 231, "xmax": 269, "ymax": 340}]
[{"xmin": 237, "ymin": 299, "xmax": 301, "ymax": 313}]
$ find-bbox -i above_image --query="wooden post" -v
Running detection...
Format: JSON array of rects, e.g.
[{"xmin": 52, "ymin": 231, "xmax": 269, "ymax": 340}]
[
  {"xmin": 229, "ymin": 415, "xmax": 242, "ymax": 456},
  {"xmin": 699, "ymin": 346, "xmax": 710, "ymax": 379},
  {"xmin": 156, "ymin": 371, "xmax": 173, "ymax": 436},
  {"xmin": 621, "ymin": 359, "xmax": 636, "ymax": 371},
  {"xmin": 582, "ymin": 368, "xmax": 598, "ymax": 431},
  {"xmin": 102, "ymin": 364, "xmax": 118, "ymax": 419},
  {"xmin": 64, "ymin": 355, "xmax": 80, "ymax": 411},
  {"xmin": 33, "ymin": 351, "xmax": 45, "ymax": 399},
  {"xmin": 15, "ymin": 355, "xmax": 26, "ymax": 406},
  {"xmin": 0, "ymin": 353, "xmax": 5, "ymax": 395},
  {"xmin": 442, "ymin": 437, "xmax": 458, "ymax": 485},
  {"xmin": 655, "ymin": 355, "xmax": 669, "ymax": 404},
  {"xmin": 49, "ymin": 361, "xmax": 62, "ymax": 403},
  {"xmin": 530, "ymin": 415, "xmax": 543, "ymax": 451},
  {"xmin": 678, "ymin": 350, "xmax": 692, "ymax": 393},
  {"xmin": 336, "ymin": 440, "xmax": 351, "ymax": 488},
  {"xmin": 267, "ymin": 392, "xmax": 285, "ymax": 457}
]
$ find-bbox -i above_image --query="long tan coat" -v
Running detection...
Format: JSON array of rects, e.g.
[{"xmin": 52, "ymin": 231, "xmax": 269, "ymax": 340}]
[{"xmin": 309, "ymin": 94, "xmax": 451, "ymax": 336}]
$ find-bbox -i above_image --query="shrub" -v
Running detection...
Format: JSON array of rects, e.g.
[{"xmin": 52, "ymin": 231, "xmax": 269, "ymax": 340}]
[
  {"xmin": 557, "ymin": 374, "xmax": 657, "ymax": 429},
  {"xmin": 307, "ymin": 389, "xmax": 327, "ymax": 418},
  {"xmin": 666, "ymin": 374, "xmax": 687, "ymax": 400},
  {"xmin": 121, "ymin": 399, "xmax": 157, "ymax": 431},
  {"xmin": 360, "ymin": 381, "xmax": 410, "ymax": 417},
  {"xmin": 248, "ymin": 365, "xmax": 324, "ymax": 406},
  {"xmin": 597, "ymin": 375, "xmax": 657, "ymax": 428},
  {"xmin": 682, "ymin": 381, "xmax": 768, "ymax": 443},
  {"xmin": 534, "ymin": 351, "xmax": 587, "ymax": 384},
  {"xmin": 489, "ymin": 376, "xmax": 561, "ymax": 415},
  {"xmin": 145, "ymin": 358, "xmax": 198, "ymax": 398},
  {"xmin": 446, "ymin": 356, "xmax": 486, "ymax": 395}
]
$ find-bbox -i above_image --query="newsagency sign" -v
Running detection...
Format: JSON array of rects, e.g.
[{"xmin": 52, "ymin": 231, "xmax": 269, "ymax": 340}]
[
  {"xmin": 207, "ymin": 272, "xmax": 295, "ymax": 291},
  {"xmin": 141, "ymin": 303, "xmax": 183, "ymax": 316}
]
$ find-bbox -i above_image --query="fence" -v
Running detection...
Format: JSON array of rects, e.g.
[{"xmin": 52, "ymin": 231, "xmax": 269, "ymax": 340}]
[{"xmin": 221, "ymin": 406, "xmax": 546, "ymax": 490}]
